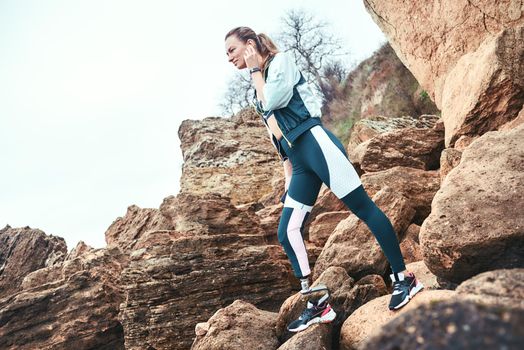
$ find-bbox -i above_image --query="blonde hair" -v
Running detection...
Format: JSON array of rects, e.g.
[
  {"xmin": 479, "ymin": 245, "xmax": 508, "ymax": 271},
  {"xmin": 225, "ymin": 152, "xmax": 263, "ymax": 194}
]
[{"xmin": 225, "ymin": 26, "xmax": 279, "ymax": 68}]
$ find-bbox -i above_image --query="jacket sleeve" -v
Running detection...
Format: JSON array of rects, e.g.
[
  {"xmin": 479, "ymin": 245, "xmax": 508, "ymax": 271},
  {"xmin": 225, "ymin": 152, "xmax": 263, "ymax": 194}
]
[{"xmin": 262, "ymin": 52, "xmax": 300, "ymax": 111}]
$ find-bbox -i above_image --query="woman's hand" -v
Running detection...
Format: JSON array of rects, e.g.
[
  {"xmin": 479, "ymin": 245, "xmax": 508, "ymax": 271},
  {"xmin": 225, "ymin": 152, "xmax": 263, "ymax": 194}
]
[
  {"xmin": 244, "ymin": 43, "xmax": 261, "ymax": 69},
  {"xmin": 283, "ymin": 159, "xmax": 292, "ymax": 191}
]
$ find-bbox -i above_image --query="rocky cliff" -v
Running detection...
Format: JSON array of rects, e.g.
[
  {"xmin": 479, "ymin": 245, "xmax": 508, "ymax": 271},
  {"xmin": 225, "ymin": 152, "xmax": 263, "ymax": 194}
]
[{"xmin": 0, "ymin": 1, "xmax": 523, "ymax": 349}]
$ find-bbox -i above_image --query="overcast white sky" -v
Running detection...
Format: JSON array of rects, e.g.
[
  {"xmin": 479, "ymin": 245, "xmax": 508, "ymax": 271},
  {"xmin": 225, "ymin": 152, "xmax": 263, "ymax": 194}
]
[{"xmin": 0, "ymin": 0, "xmax": 386, "ymax": 251}]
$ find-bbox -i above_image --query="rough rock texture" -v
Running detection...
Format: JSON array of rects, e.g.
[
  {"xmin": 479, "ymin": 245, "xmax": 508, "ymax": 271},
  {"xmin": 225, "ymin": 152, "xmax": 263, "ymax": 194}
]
[
  {"xmin": 314, "ymin": 187, "xmax": 415, "ymax": 280},
  {"xmin": 364, "ymin": 1, "xmax": 524, "ymax": 147},
  {"xmin": 178, "ymin": 109, "xmax": 281, "ymax": 205},
  {"xmin": 105, "ymin": 205, "xmax": 175, "ymax": 254},
  {"xmin": 362, "ymin": 300, "xmax": 524, "ymax": 350},
  {"xmin": 309, "ymin": 211, "xmax": 350, "ymax": 247},
  {"xmin": 399, "ymin": 236, "xmax": 423, "ymax": 264},
  {"xmin": 119, "ymin": 193, "xmax": 292, "ymax": 350},
  {"xmin": 0, "ymin": 243, "xmax": 128, "ymax": 350},
  {"xmin": 456, "ymin": 269, "xmax": 524, "ymax": 309},
  {"xmin": 191, "ymin": 300, "xmax": 279, "ymax": 350},
  {"xmin": 361, "ymin": 166, "xmax": 441, "ymax": 224},
  {"xmin": 351, "ymin": 125, "xmax": 445, "ymax": 172},
  {"xmin": 339, "ymin": 290, "xmax": 456, "ymax": 350},
  {"xmin": 0, "ymin": 225, "xmax": 67, "ymax": 299},
  {"xmin": 160, "ymin": 192, "xmax": 264, "ymax": 236},
  {"xmin": 278, "ymin": 325, "xmax": 333, "ymax": 350},
  {"xmin": 405, "ymin": 261, "xmax": 440, "ymax": 291},
  {"xmin": 420, "ymin": 124, "xmax": 524, "ymax": 283},
  {"xmin": 439, "ymin": 148, "xmax": 463, "ymax": 181}
]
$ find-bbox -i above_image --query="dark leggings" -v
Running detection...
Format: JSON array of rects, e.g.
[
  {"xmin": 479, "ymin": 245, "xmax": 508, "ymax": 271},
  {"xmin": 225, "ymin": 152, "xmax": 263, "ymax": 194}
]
[{"xmin": 277, "ymin": 125, "xmax": 406, "ymax": 278}]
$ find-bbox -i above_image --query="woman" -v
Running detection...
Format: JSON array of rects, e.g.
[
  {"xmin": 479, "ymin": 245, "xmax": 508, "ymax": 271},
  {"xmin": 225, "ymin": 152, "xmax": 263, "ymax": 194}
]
[{"xmin": 224, "ymin": 26, "xmax": 423, "ymax": 332}]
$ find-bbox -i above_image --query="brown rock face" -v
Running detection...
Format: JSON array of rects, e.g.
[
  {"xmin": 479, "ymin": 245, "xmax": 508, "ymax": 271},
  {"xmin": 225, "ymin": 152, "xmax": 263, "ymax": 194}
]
[
  {"xmin": 178, "ymin": 108, "xmax": 281, "ymax": 205},
  {"xmin": 0, "ymin": 244, "xmax": 128, "ymax": 350},
  {"xmin": 105, "ymin": 205, "xmax": 175, "ymax": 253},
  {"xmin": 0, "ymin": 225, "xmax": 67, "ymax": 299},
  {"xmin": 339, "ymin": 290, "xmax": 456, "ymax": 350},
  {"xmin": 191, "ymin": 300, "xmax": 279, "ymax": 350},
  {"xmin": 351, "ymin": 126, "xmax": 444, "ymax": 172},
  {"xmin": 309, "ymin": 211, "xmax": 350, "ymax": 247},
  {"xmin": 439, "ymin": 148, "xmax": 462, "ymax": 181},
  {"xmin": 364, "ymin": 1, "xmax": 524, "ymax": 147},
  {"xmin": 313, "ymin": 187, "xmax": 415, "ymax": 280},
  {"xmin": 160, "ymin": 192, "xmax": 264, "ymax": 236},
  {"xmin": 362, "ymin": 300, "xmax": 524, "ymax": 350},
  {"xmin": 420, "ymin": 124, "xmax": 524, "ymax": 283},
  {"xmin": 119, "ymin": 192, "xmax": 292, "ymax": 350},
  {"xmin": 361, "ymin": 166, "xmax": 441, "ymax": 224},
  {"xmin": 456, "ymin": 269, "xmax": 524, "ymax": 309}
]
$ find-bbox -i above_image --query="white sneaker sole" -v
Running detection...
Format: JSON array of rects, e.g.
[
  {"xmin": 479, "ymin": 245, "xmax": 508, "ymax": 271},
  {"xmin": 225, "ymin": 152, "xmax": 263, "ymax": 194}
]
[
  {"xmin": 287, "ymin": 308, "xmax": 337, "ymax": 333},
  {"xmin": 391, "ymin": 281, "xmax": 424, "ymax": 310}
]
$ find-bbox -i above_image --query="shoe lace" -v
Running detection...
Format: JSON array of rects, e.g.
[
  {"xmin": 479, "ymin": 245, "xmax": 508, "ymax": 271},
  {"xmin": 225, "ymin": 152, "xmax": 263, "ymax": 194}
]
[{"xmin": 393, "ymin": 279, "xmax": 408, "ymax": 293}]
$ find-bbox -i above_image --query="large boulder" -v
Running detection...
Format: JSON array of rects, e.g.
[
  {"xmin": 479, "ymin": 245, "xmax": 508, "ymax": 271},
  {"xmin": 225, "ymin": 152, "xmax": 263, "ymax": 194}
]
[
  {"xmin": 361, "ymin": 166, "xmax": 441, "ymax": 224},
  {"xmin": 0, "ymin": 225, "xmax": 67, "ymax": 299},
  {"xmin": 364, "ymin": 1, "xmax": 524, "ymax": 147},
  {"xmin": 420, "ymin": 124, "xmax": 524, "ymax": 283},
  {"xmin": 362, "ymin": 300, "xmax": 524, "ymax": 350},
  {"xmin": 339, "ymin": 290, "xmax": 456, "ymax": 350},
  {"xmin": 178, "ymin": 109, "xmax": 281, "ymax": 205},
  {"xmin": 456, "ymin": 269, "xmax": 524, "ymax": 309},
  {"xmin": 351, "ymin": 126, "xmax": 444, "ymax": 172},
  {"xmin": 0, "ymin": 243, "xmax": 128, "ymax": 350},
  {"xmin": 191, "ymin": 300, "xmax": 279, "ymax": 350},
  {"xmin": 314, "ymin": 187, "xmax": 415, "ymax": 280}
]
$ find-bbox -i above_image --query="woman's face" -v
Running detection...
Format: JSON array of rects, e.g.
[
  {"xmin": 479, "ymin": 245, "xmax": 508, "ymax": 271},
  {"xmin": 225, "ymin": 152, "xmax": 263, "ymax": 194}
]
[{"xmin": 225, "ymin": 35, "xmax": 253, "ymax": 70}]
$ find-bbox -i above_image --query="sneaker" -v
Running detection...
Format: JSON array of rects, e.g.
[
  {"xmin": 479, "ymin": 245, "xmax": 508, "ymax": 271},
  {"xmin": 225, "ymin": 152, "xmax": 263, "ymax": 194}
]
[
  {"xmin": 287, "ymin": 295, "xmax": 337, "ymax": 333},
  {"xmin": 389, "ymin": 272, "xmax": 424, "ymax": 310}
]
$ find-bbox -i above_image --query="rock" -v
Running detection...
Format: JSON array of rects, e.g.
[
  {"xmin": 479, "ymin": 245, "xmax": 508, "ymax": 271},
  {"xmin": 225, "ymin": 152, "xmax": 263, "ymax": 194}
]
[
  {"xmin": 456, "ymin": 269, "xmax": 524, "ymax": 309},
  {"xmin": 439, "ymin": 148, "xmax": 462, "ymax": 182},
  {"xmin": 499, "ymin": 104, "xmax": 524, "ymax": 131},
  {"xmin": 347, "ymin": 115, "xmax": 440, "ymax": 158},
  {"xmin": 352, "ymin": 126, "xmax": 444, "ymax": 172},
  {"xmin": 277, "ymin": 325, "xmax": 333, "ymax": 350},
  {"xmin": 361, "ymin": 166, "xmax": 441, "ymax": 224},
  {"xmin": 178, "ymin": 109, "xmax": 281, "ymax": 205},
  {"xmin": 364, "ymin": 1, "xmax": 524, "ymax": 147},
  {"xmin": 399, "ymin": 237, "xmax": 423, "ymax": 265},
  {"xmin": 0, "ymin": 225, "xmax": 67, "ymax": 299},
  {"xmin": 314, "ymin": 187, "xmax": 415, "ymax": 280},
  {"xmin": 362, "ymin": 300, "xmax": 524, "ymax": 350},
  {"xmin": 276, "ymin": 267, "xmax": 355, "ymax": 342},
  {"xmin": 119, "ymin": 232, "xmax": 291, "ymax": 350},
  {"xmin": 105, "ymin": 205, "xmax": 175, "ymax": 254},
  {"xmin": 160, "ymin": 192, "xmax": 264, "ymax": 236},
  {"xmin": 339, "ymin": 290, "xmax": 456, "ymax": 350},
  {"xmin": 191, "ymin": 300, "xmax": 279, "ymax": 350},
  {"xmin": 309, "ymin": 211, "xmax": 350, "ymax": 247},
  {"xmin": 405, "ymin": 261, "xmax": 440, "ymax": 291},
  {"xmin": 420, "ymin": 124, "xmax": 524, "ymax": 283},
  {"xmin": 440, "ymin": 25, "xmax": 524, "ymax": 146},
  {"xmin": 404, "ymin": 224, "xmax": 420, "ymax": 244},
  {"xmin": 256, "ymin": 203, "xmax": 284, "ymax": 244},
  {"xmin": 0, "ymin": 245, "xmax": 128, "ymax": 350}
]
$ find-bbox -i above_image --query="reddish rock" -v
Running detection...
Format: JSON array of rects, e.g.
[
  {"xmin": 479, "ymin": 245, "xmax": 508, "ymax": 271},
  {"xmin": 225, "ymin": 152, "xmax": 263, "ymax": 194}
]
[
  {"xmin": 400, "ymin": 237, "xmax": 424, "ymax": 265},
  {"xmin": 361, "ymin": 166, "xmax": 441, "ymax": 224},
  {"xmin": 309, "ymin": 211, "xmax": 350, "ymax": 247},
  {"xmin": 0, "ymin": 225, "xmax": 67, "ymax": 299},
  {"xmin": 313, "ymin": 187, "xmax": 415, "ymax": 280},
  {"xmin": 362, "ymin": 300, "xmax": 524, "ymax": 350},
  {"xmin": 439, "ymin": 148, "xmax": 462, "ymax": 182},
  {"xmin": 339, "ymin": 290, "xmax": 456, "ymax": 350},
  {"xmin": 105, "ymin": 205, "xmax": 174, "ymax": 254},
  {"xmin": 0, "ymin": 245, "xmax": 128, "ymax": 350},
  {"xmin": 456, "ymin": 269, "xmax": 524, "ymax": 309},
  {"xmin": 405, "ymin": 261, "xmax": 440, "ymax": 291},
  {"xmin": 420, "ymin": 124, "xmax": 524, "ymax": 283},
  {"xmin": 191, "ymin": 300, "xmax": 279, "ymax": 350}
]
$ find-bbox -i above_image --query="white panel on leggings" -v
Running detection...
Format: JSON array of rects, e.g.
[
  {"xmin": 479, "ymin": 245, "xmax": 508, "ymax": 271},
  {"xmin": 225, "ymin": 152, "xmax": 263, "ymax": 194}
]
[
  {"xmin": 284, "ymin": 194, "xmax": 313, "ymax": 212},
  {"xmin": 310, "ymin": 126, "xmax": 362, "ymax": 198},
  {"xmin": 288, "ymin": 208, "xmax": 311, "ymax": 277}
]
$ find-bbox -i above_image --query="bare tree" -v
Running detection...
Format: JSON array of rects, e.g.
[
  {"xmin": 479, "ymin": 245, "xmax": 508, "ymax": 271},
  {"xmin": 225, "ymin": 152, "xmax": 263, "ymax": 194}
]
[
  {"xmin": 277, "ymin": 8, "xmax": 350, "ymax": 104},
  {"xmin": 220, "ymin": 9, "xmax": 350, "ymax": 115},
  {"xmin": 219, "ymin": 71, "xmax": 254, "ymax": 116}
]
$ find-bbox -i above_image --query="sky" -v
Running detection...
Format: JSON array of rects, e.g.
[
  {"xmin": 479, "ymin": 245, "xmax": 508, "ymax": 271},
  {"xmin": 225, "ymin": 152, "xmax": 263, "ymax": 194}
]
[{"xmin": 0, "ymin": 0, "xmax": 387, "ymax": 251}]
